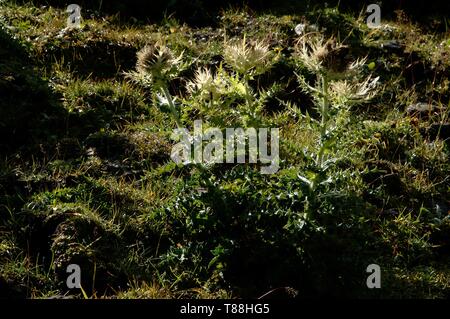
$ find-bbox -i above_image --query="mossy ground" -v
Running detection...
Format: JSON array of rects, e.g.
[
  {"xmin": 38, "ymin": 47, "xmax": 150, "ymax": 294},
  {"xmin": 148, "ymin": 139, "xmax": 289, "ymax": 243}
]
[{"xmin": 0, "ymin": 1, "xmax": 449, "ymax": 298}]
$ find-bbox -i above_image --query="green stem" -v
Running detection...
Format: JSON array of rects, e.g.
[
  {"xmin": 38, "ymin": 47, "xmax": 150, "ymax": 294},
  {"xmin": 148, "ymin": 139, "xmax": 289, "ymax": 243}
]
[
  {"xmin": 162, "ymin": 86, "xmax": 182, "ymax": 128},
  {"xmin": 317, "ymin": 74, "xmax": 329, "ymax": 168},
  {"xmin": 243, "ymin": 75, "xmax": 256, "ymax": 123},
  {"xmin": 321, "ymin": 74, "xmax": 329, "ymax": 137}
]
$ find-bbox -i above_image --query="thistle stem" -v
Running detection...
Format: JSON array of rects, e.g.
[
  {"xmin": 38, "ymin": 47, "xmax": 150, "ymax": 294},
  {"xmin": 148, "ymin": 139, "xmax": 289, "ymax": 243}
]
[
  {"xmin": 240, "ymin": 74, "xmax": 257, "ymax": 125},
  {"xmin": 162, "ymin": 86, "xmax": 182, "ymax": 128},
  {"xmin": 321, "ymin": 74, "xmax": 329, "ymax": 136},
  {"xmin": 317, "ymin": 74, "xmax": 329, "ymax": 168}
]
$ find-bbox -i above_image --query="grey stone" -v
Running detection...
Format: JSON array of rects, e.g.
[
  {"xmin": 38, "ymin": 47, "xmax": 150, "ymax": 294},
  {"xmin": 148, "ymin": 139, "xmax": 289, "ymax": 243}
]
[{"xmin": 406, "ymin": 102, "xmax": 440, "ymax": 118}]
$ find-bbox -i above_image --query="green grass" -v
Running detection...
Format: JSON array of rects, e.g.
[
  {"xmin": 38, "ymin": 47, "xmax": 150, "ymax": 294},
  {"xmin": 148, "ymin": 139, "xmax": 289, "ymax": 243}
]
[{"xmin": 0, "ymin": 1, "xmax": 449, "ymax": 299}]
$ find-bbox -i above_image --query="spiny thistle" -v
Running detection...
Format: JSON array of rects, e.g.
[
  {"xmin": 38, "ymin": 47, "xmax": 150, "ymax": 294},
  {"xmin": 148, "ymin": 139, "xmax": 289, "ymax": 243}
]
[
  {"xmin": 221, "ymin": 37, "xmax": 279, "ymax": 126},
  {"xmin": 295, "ymin": 34, "xmax": 379, "ymax": 112},
  {"xmin": 329, "ymin": 75, "xmax": 380, "ymax": 108},
  {"xmin": 135, "ymin": 43, "xmax": 183, "ymax": 85},
  {"xmin": 295, "ymin": 33, "xmax": 380, "ymax": 180},
  {"xmin": 126, "ymin": 43, "xmax": 185, "ymax": 127},
  {"xmin": 223, "ymin": 37, "xmax": 275, "ymax": 77},
  {"xmin": 295, "ymin": 35, "xmax": 353, "ymax": 77},
  {"xmin": 186, "ymin": 67, "xmax": 229, "ymax": 101}
]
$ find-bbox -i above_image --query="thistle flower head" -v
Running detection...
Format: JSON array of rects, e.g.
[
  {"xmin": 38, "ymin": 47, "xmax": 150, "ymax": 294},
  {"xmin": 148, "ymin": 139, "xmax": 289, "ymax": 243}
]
[
  {"xmin": 186, "ymin": 67, "xmax": 229, "ymax": 101},
  {"xmin": 135, "ymin": 43, "xmax": 183, "ymax": 84},
  {"xmin": 223, "ymin": 37, "xmax": 275, "ymax": 76},
  {"xmin": 187, "ymin": 67, "xmax": 214, "ymax": 92},
  {"xmin": 329, "ymin": 76, "xmax": 380, "ymax": 107},
  {"xmin": 295, "ymin": 35, "xmax": 351, "ymax": 77}
]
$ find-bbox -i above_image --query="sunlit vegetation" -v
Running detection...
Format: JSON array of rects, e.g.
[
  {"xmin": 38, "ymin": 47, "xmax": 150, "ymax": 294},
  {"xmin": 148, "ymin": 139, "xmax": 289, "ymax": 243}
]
[{"xmin": 0, "ymin": 0, "xmax": 449, "ymax": 299}]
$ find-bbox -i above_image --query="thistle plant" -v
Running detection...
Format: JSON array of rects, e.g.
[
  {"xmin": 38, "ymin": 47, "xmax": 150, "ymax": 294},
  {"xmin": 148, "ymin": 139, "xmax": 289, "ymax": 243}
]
[
  {"xmin": 223, "ymin": 36, "xmax": 274, "ymax": 77},
  {"xmin": 183, "ymin": 64, "xmax": 239, "ymax": 126},
  {"xmin": 295, "ymin": 34, "xmax": 379, "ymax": 170},
  {"xmin": 127, "ymin": 43, "xmax": 185, "ymax": 127},
  {"xmin": 183, "ymin": 37, "xmax": 278, "ymax": 127},
  {"xmin": 222, "ymin": 36, "xmax": 278, "ymax": 125},
  {"xmin": 292, "ymin": 34, "xmax": 380, "ymax": 214},
  {"xmin": 186, "ymin": 66, "xmax": 231, "ymax": 104}
]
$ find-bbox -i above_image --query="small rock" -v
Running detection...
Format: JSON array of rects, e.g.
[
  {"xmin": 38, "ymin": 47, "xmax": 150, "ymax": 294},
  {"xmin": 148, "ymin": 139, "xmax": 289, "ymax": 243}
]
[
  {"xmin": 294, "ymin": 24, "xmax": 306, "ymax": 35},
  {"xmin": 431, "ymin": 200, "xmax": 450, "ymax": 218},
  {"xmin": 406, "ymin": 102, "xmax": 440, "ymax": 118},
  {"xmin": 294, "ymin": 23, "xmax": 319, "ymax": 35}
]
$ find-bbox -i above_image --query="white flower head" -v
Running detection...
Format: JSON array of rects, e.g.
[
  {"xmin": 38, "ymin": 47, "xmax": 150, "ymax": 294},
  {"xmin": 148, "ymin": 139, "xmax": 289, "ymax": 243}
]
[
  {"xmin": 329, "ymin": 76, "xmax": 380, "ymax": 107},
  {"xmin": 223, "ymin": 37, "xmax": 275, "ymax": 76},
  {"xmin": 186, "ymin": 67, "xmax": 229, "ymax": 101},
  {"xmin": 135, "ymin": 43, "xmax": 184, "ymax": 84}
]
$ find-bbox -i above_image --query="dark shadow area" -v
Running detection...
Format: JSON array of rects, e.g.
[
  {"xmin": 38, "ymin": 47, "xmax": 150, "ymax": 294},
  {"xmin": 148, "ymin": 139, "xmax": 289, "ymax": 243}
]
[
  {"xmin": 42, "ymin": 37, "xmax": 137, "ymax": 80},
  {"xmin": 0, "ymin": 26, "xmax": 68, "ymax": 298},
  {"xmin": 0, "ymin": 28, "xmax": 67, "ymax": 155},
  {"xmin": 0, "ymin": 26, "xmax": 164, "ymax": 297},
  {"xmin": 23, "ymin": 0, "xmax": 450, "ymax": 28}
]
